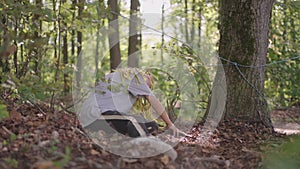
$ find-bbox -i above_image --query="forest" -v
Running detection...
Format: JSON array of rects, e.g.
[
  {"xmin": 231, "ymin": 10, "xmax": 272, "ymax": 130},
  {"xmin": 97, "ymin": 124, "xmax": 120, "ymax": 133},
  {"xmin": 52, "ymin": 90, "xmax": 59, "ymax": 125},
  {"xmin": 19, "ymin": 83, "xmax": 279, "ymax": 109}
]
[{"xmin": 0, "ymin": 0, "xmax": 299, "ymax": 168}]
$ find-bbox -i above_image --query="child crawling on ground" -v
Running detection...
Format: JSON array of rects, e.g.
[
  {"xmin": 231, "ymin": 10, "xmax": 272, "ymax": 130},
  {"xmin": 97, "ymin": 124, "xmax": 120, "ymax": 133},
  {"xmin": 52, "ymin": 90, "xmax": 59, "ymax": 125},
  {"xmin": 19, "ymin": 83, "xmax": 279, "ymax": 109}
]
[{"xmin": 79, "ymin": 68, "xmax": 186, "ymax": 137}]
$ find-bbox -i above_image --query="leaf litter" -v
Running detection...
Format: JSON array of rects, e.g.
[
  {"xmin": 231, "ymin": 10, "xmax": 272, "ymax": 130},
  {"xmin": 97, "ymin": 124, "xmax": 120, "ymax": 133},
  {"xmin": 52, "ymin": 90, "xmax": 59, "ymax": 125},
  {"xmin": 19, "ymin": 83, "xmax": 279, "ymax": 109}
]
[{"xmin": 0, "ymin": 94, "xmax": 296, "ymax": 169}]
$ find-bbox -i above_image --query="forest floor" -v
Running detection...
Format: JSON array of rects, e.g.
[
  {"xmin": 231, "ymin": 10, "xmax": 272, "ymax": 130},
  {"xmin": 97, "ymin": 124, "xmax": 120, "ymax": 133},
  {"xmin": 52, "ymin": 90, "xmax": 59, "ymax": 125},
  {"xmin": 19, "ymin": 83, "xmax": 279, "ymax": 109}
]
[{"xmin": 0, "ymin": 93, "xmax": 299, "ymax": 169}]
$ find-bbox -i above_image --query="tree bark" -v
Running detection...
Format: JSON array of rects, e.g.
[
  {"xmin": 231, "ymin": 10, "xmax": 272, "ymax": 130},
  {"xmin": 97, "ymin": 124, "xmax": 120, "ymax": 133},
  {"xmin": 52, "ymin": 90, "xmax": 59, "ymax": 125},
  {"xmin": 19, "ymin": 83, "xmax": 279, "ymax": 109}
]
[
  {"xmin": 128, "ymin": 0, "xmax": 140, "ymax": 67},
  {"xmin": 13, "ymin": 19, "xmax": 18, "ymax": 75},
  {"xmin": 76, "ymin": 0, "xmax": 84, "ymax": 87},
  {"xmin": 184, "ymin": 0, "xmax": 189, "ymax": 43},
  {"xmin": 95, "ymin": 0, "xmax": 105, "ymax": 81},
  {"xmin": 108, "ymin": 0, "xmax": 121, "ymax": 71},
  {"xmin": 190, "ymin": 0, "xmax": 196, "ymax": 43},
  {"xmin": 197, "ymin": 1, "xmax": 202, "ymax": 48},
  {"xmin": 63, "ymin": 23, "xmax": 69, "ymax": 94},
  {"xmin": 161, "ymin": 4, "xmax": 164, "ymax": 64},
  {"xmin": 71, "ymin": 0, "xmax": 76, "ymax": 63},
  {"xmin": 55, "ymin": 0, "xmax": 62, "ymax": 81},
  {"xmin": 34, "ymin": 0, "xmax": 42, "ymax": 77},
  {"xmin": 0, "ymin": 14, "xmax": 11, "ymax": 73},
  {"xmin": 218, "ymin": 0, "xmax": 274, "ymax": 126}
]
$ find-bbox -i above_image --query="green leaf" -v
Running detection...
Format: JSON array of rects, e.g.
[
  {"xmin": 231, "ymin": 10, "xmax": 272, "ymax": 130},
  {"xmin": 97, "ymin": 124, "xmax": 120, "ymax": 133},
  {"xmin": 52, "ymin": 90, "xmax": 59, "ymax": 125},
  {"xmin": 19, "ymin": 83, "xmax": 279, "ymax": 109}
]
[
  {"xmin": 53, "ymin": 146, "xmax": 71, "ymax": 168},
  {"xmin": 3, "ymin": 158, "xmax": 18, "ymax": 168},
  {"xmin": 0, "ymin": 104, "xmax": 9, "ymax": 122}
]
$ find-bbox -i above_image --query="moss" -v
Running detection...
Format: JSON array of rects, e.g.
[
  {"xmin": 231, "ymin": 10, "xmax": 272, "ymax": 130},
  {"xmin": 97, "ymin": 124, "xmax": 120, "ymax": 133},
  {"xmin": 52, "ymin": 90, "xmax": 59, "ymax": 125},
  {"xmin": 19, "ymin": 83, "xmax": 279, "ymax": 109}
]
[{"xmin": 219, "ymin": 0, "xmax": 257, "ymax": 66}]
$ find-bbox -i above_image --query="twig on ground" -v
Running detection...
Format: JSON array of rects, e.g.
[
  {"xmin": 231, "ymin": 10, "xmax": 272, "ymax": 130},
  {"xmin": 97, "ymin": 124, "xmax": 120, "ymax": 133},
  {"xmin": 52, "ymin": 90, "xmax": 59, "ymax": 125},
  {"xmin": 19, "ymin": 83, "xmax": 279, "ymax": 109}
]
[
  {"xmin": 59, "ymin": 103, "xmax": 75, "ymax": 114},
  {"xmin": 73, "ymin": 127, "xmax": 89, "ymax": 138},
  {"xmin": 27, "ymin": 98, "xmax": 47, "ymax": 115},
  {"xmin": 194, "ymin": 156, "xmax": 230, "ymax": 167},
  {"xmin": 2, "ymin": 126, "xmax": 15, "ymax": 135},
  {"xmin": 17, "ymin": 93, "xmax": 47, "ymax": 116}
]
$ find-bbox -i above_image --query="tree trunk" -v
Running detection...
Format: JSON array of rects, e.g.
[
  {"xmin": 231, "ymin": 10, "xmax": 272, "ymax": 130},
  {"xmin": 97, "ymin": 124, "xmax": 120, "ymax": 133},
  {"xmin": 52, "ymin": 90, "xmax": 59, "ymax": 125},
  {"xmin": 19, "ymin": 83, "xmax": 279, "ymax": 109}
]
[
  {"xmin": 96, "ymin": 0, "xmax": 105, "ymax": 81},
  {"xmin": 76, "ymin": 0, "xmax": 84, "ymax": 87},
  {"xmin": 71, "ymin": 0, "xmax": 76, "ymax": 63},
  {"xmin": 161, "ymin": 4, "xmax": 164, "ymax": 64},
  {"xmin": 0, "ymin": 14, "xmax": 10, "ymax": 73},
  {"xmin": 52, "ymin": 0, "xmax": 58, "ymax": 61},
  {"xmin": 197, "ymin": 1, "xmax": 202, "ymax": 48},
  {"xmin": 128, "ymin": 0, "xmax": 140, "ymax": 67},
  {"xmin": 190, "ymin": 0, "xmax": 196, "ymax": 43},
  {"xmin": 108, "ymin": 0, "xmax": 121, "ymax": 71},
  {"xmin": 34, "ymin": 0, "xmax": 42, "ymax": 77},
  {"xmin": 218, "ymin": 0, "xmax": 274, "ymax": 127},
  {"xmin": 184, "ymin": 0, "xmax": 189, "ymax": 43},
  {"xmin": 13, "ymin": 19, "xmax": 18, "ymax": 75},
  {"xmin": 63, "ymin": 23, "xmax": 69, "ymax": 94}
]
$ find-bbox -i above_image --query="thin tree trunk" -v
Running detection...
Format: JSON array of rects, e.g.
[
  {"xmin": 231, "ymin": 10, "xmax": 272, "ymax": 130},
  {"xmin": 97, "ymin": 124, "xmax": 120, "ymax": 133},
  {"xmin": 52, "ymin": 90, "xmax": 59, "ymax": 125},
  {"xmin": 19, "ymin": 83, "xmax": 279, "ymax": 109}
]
[
  {"xmin": 184, "ymin": 0, "xmax": 189, "ymax": 43},
  {"xmin": 161, "ymin": 4, "xmax": 164, "ymax": 64},
  {"xmin": 95, "ymin": 0, "xmax": 104, "ymax": 81},
  {"xmin": 34, "ymin": 0, "xmax": 43, "ymax": 77},
  {"xmin": 108, "ymin": 0, "xmax": 121, "ymax": 71},
  {"xmin": 71, "ymin": 0, "xmax": 76, "ymax": 64},
  {"xmin": 279, "ymin": 0, "xmax": 288, "ymax": 104},
  {"xmin": 190, "ymin": 0, "xmax": 196, "ymax": 43},
  {"xmin": 197, "ymin": 1, "xmax": 202, "ymax": 48},
  {"xmin": 53, "ymin": 0, "xmax": 58, "ymax": 61},
  {"xmin": 76, "ymin": 0, "xmax": 84, "ymax": 87},
  {"xmin": 55, "ymin": 0, "xmax": 62, "ymax": 82},
  {"xmin": 13, "ymin": 19, "xmax": 18, "ymax": 74},
  {"xmin": 218, "ymin": 0, "xmax": 274, "ymax": 127},
  {"xmin": 0, "ymin": 16, "xmax": 4, "ymax": 71},
  {"xmin": 1, "ymin": 15, "xmax": 10, "ymax": 73},
  {"xmin": 63, "ymin": 23, "xmax": 69, "ymax": 94},
  {"xmin": 128, "ymin": 0, "xmax": 140, "ymax": 67}
]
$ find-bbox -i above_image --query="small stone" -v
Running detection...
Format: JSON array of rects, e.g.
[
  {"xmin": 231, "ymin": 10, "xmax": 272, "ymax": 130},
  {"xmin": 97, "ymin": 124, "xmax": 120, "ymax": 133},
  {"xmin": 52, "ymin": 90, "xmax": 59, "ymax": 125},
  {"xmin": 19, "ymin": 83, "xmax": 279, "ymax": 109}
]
[{"xmin": 52, "ymin": 131, "xmax": 59, "ymax": 140}]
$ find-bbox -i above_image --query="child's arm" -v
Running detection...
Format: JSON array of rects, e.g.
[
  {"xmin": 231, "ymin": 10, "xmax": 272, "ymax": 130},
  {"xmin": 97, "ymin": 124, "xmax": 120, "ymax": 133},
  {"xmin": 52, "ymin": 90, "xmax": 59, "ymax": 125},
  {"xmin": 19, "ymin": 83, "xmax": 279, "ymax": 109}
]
[{"xmin": 145, "ymin": 95, "xmax": 188, "ymax": 136}]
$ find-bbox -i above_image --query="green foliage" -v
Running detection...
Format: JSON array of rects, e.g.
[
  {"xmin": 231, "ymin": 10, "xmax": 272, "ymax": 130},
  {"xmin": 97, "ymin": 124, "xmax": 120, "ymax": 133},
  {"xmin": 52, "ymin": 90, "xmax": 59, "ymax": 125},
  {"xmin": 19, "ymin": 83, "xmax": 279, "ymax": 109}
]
[
  {"xmin": 0, "ymin": 0, "xmax": 298, "ymax": 115},
  {"xmin": 263, "ymin": 135, "xmax": 300, "ymax": 169},
  {"xmin": 9, "ymin": 133, "xmax": 17, "ymax": 142},
  {"xmin": 151, "ymin": 68, "xmax": 180, "ymax": 114},
  {"xmin": 266, "ymin": 0, "xmax": 300, "ymax": 107},
  {"xmin": 3, "ymin": 158, "xmax": 18, "ymax": 169},
  {"xmin": 53, "ymin": 146, "xmax": 71, "ymax": 168},
  {"xmin": 0, "ymin": 103, "xmax": 9, "ymax": 122}
]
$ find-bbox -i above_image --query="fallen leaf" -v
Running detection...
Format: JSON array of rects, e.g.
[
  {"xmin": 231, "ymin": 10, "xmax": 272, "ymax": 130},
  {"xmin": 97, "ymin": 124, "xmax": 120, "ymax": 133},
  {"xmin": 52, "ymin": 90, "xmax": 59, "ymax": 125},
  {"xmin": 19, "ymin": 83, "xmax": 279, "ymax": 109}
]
[
  {"xmin": 9, "ymin": 109, "xmax": 22, "ymax": 120},
  {"xmin": 32, "ymin": 161, "xmax": 60, "ymax": 169},
  {"xmin": 160, "ymin": 155, "xmax": 170, "ymax": 165},
  {"xmin": 91, "ymin": 149, "xmax": 100, "ymax": 156}
]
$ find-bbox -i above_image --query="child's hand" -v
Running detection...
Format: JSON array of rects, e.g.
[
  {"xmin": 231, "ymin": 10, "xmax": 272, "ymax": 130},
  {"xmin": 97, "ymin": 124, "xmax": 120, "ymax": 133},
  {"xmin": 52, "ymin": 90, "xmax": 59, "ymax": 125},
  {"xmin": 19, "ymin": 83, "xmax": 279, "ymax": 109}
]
[{"xmin": 167, "ymin": 124, "xmax": 191, "ymax": 137}]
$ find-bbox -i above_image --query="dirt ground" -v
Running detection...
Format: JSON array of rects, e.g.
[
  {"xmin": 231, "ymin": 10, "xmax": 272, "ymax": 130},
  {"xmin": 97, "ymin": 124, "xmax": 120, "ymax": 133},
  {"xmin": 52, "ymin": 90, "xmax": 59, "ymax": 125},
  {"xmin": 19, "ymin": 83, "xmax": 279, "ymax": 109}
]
[
  {"xmin": 0, "ymin": 95, "xmax": 299, "ymax": 169},
  {"xmin": 271, "ymin": 107, "xmax": 300, "ymax": 135}
]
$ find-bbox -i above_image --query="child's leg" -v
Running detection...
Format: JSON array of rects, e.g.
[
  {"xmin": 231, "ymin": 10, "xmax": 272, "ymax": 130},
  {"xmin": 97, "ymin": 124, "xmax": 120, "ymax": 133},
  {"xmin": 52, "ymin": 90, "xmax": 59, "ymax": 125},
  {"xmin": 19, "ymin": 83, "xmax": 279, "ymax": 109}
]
[
  {"xmin": 127, "ymin": 116, "xmax": 158, "ymax": 137},
  {"xmin": 102, "ymin": 111, "xmax": 129, "ymax": 135},
  {"xmin": 144, "ymin": 121, "xmax": 158, "ymax": 135},
  {"xmin": 84, "ymin": 119, "xmax": 116, "ymax": 133}
]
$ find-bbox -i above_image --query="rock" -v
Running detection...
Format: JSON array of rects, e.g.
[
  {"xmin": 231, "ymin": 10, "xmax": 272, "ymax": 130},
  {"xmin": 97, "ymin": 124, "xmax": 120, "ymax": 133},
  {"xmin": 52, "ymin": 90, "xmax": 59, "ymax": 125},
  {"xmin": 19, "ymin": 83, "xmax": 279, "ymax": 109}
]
[{"xmin": 123, "ymin": 137, "xmax": 178, "ymax": 161}]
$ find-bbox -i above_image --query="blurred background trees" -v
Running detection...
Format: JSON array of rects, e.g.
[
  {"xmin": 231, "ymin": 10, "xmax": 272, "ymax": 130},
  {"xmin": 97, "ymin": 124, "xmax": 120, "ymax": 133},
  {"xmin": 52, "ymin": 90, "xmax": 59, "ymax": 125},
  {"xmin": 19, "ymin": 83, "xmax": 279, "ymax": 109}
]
[{"xmin": 0, "ymin": 0, "xmax": 299, "ymax": 118}]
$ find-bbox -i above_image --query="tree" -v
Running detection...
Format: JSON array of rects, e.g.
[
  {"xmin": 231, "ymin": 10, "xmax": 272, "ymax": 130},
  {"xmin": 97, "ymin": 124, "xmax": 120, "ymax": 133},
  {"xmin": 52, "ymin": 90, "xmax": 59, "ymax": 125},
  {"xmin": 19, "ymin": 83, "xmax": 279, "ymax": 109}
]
[
  {"xmin": 76, "ymin": 0, "xmax": 84, "ymax": 87},
  {"xmin": 62, "ymin": 0, "xmax": 69, "ymax": 94},
  {"xmin": 128, "ymin": 0, "xmax": 140, "ymax": 67},
  {"xmin": 33, "ymin": 0, "xmax": 43, "ymax": 77},
  {"xmin": 218, "ymin": 0, "xmax": 274, "ymax": 127},
  {"xmin": 108, "ymin": 0, "xmax": 121, "ymax": 71}
]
